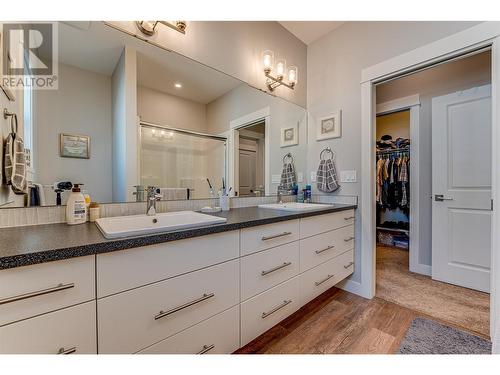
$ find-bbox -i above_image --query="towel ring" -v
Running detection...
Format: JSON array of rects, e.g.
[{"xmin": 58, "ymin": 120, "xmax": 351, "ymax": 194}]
[
  {"xmin": 320, "ymin": 147, "xmax": 335, "ymax": 161},
  {"xmin": 3, "ymin": 108, "xmax": 18, "ymax": 134},
  {"xmin": 283, "ymin": 152, "xmax": 294, "ymax": 163}
]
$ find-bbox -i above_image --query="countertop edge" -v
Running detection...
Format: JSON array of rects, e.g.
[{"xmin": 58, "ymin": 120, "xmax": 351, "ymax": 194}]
[{"xmin": 0, "ymin": 204, "xmax": 357, "ymax": 270}]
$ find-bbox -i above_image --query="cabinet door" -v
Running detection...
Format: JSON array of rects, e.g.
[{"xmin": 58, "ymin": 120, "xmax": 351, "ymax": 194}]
[
  {"xmin": 138, "ymin": 306, "xmax": 239, "ymax": 354},
  {"xmin": 98, "ymin": 259, "xmax": 239, "ymax": 354},
  {"xmin": 0, "ymin": 256, "xmax": 95, "ymax": 326},
  {"xmin": 0, "ymin": 301, "xmax": 96, "ymax": 354}
]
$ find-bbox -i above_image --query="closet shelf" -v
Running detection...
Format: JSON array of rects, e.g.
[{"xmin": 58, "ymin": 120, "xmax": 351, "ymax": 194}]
[{"xmin": 376, "ymin": 226, "xmax": 409, "ymax": 234}]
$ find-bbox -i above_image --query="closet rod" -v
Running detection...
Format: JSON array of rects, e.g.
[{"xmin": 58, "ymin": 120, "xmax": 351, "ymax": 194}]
[{"xmin": 376, "ymin": 147, "xmax": 410, "ymax": 155}]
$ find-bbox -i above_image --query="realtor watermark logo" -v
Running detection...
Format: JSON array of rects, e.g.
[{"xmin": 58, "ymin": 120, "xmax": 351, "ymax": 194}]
[{"xmin": 1, "ymin": 22, "xmax": 58, "ymax": 89}]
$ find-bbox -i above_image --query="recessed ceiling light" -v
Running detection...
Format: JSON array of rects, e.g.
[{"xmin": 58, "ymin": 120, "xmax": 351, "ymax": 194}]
[{"xmin": 174, "ymin": 83, "xmax": 182, "ymax": 88}]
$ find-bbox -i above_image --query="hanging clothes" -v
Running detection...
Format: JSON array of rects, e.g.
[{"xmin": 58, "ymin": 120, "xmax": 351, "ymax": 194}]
[{"xmin": 375, "ymin": 148, "xmax": 410, "ymax": 210}]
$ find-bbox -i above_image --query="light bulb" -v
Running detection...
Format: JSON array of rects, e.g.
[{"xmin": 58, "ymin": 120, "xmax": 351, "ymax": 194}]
[
  {"xmin": 288, "ymin": 66, "xmax": 298, "ymax": 85},
  {"xmin": 262, "ymin": 50, "xmax": 274, "ymax": 73},
  {"xmin": 276, "ymin": 58, "xmax": 286, "ymax": 78}
]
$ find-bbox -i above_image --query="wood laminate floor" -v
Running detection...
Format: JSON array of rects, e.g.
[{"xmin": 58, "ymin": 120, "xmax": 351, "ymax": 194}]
[{"xmin": 236, "ymin": 247, "xmax": 490, "ymax": 354}]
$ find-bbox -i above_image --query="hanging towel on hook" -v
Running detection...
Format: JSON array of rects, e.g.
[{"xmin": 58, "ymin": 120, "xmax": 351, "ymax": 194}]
[
  {"xmin": 3, "ymin": 113, "xmax": 27, "ymax": 194},
  {"xmin": 280, "ymin": 154, "xmax": 296, "ymax": 189},
  {"xmin": 317, "ymin": 152, "xmax": 340, "ymax": 193}
]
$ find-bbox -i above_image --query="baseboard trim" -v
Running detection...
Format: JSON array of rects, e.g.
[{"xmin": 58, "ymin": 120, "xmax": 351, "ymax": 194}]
[
  {"xmin": 336, "ymin": 278, "xmax": 371, "ymax": 299},
  {"xmin": 410, "ymin": 263, "xmax": 432, "ymax": 276}
]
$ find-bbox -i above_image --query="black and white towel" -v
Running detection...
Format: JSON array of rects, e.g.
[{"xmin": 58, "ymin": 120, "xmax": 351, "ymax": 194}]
[
  {"xmin": 280, "ymin": 160, "xmax": 296, "ymax": 189},
  {"xmin": 316, "ymin": 158, "xmax": 340, "ymax": 193},
  {"xmin": 3, "ymin": 115, "xmax": 27, "ymax": 194}
]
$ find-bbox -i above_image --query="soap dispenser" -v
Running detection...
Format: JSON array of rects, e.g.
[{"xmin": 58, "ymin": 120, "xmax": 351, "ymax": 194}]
[{"xmin": 66, "ymin": 183, "xmax": 87, "ymax": 225}]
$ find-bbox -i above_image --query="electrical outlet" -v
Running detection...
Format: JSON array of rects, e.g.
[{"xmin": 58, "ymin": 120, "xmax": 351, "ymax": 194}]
[
  {"xmin": 340, "ymin": 170, "xmax": 357, "ymax": 183},
  {"xmin": 297, "ymin": 172, "xmax": 303, "ymax": 183},
  {"xmin": 310, "ymin": 171, "xmax": 316, "ymax": 182}
]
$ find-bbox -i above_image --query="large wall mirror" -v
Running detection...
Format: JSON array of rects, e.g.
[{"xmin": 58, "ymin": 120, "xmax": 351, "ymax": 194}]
[{"xmin": 0, "ymin": 21, "xmax": 307, "ymax": 208}]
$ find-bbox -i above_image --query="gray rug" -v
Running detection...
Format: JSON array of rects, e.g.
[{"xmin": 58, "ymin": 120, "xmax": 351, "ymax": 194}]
[{"xmin": 398, "ymin": 317, "xmax": 491, "ymax": 354}]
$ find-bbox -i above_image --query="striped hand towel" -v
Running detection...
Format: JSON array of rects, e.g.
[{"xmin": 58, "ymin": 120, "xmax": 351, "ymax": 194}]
[
  {"xmin": 316, "ymin": 158, "xmax": 340, "ymax": 193},
  {"xmin": 280, "ymin": 161, "xmax": 296, "ymax": 189},
  {"xmin": 4, "ymin": 132, "xmax": 27, "ymax": 194}
]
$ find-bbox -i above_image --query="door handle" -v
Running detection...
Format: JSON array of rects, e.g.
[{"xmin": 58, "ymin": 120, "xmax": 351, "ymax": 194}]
[{"xmin": 434, "ymin": 194, "xmax": 453, "ymax": 202}]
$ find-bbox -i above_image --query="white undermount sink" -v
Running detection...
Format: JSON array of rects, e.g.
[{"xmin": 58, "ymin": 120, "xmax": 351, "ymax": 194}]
[
  {"xmin": 258, "ymin": 202, "xmax": 334, "ymax": 212},
  {"xmin": 95, "ymin": 210, "xmax": 227, "ymax": 239}
]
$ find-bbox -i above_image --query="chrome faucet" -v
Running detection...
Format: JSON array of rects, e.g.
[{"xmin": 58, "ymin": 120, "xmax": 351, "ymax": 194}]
[{"xmin": 146, "ymin": 186, "xmax": 162, "ymax": 216}]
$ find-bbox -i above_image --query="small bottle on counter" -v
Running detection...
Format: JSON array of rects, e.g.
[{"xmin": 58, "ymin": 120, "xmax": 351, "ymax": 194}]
[{"xmin": 89, "ymin": 202, "xmax": 101, "ymax": 222}]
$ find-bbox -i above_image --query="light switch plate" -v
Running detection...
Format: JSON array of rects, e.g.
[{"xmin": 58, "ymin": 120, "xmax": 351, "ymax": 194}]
[
  {"xmin": 272, "ymin": 174, "xmax": 281, "ymax": 184},
  {"xmin": 310, "ymin": 172, "xmax": 316, "ymax": 182},
  {"xmin": 297, "ymin": 172, "xmax": 303, "ymax": 183},
  {"xmin": 340, "ymin": 170, "xmax": 357, "ymax": 183}
]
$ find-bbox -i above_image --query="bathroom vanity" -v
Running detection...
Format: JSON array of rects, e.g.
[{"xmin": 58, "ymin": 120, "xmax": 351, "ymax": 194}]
[{"xmin": 0, "ymin": 205, "xmax": 355, "ymax": 354}]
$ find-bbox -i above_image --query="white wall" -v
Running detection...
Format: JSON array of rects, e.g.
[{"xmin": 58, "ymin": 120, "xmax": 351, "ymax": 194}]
[
  {"xmin": 376, "ymin": 51, "xmax": 491, "ymax": 268},
  {"xmin": 376, "ymin": 110, "xmax": 410, "ymax": 140},
  {"xmin": 112, "ymin": 47, "xmax": 137, "ymax": 202},
  {"xmin": 108, "ymin": 21, "xmax": 307, "ymax": 108},
  {"xmin": 33, "ymin": 63, "xmax": 112, "ymax": 204},
  {"xmin": 137, "ymin": 86, "xmax": 207, "ymax": 133},
  {"xmin": 206, "ymin": 84, "xmax": 307, "ymax": 195},
  {"xmin": 307, "ymin": 21, "xmax": 482, "ymax": 285}
]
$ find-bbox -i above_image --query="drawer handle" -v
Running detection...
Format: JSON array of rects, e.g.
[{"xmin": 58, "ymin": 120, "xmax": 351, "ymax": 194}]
[
  {"xmin": 58, "ymin": 347, "xmax": 77, "ymax": 355},
  {"xmin": 344, "ymin": 216, "xmax": 355, "ymax": 220},
  {"xmin": 261, "ymin": 231, "xmax": 292, "ymax": 241},
  {"xmin": 344, "ymin": 262, "xmax": 354, "ymax": 269},
  {"xmin": 344, "ymin": 237, "xmax": 355, "ymax": 242},
  {"xmin": 315, "ymin": 274, "xmax": 334, "ymax": 286},
  {"xmin": 197, "ymin": 344, "xmax": 215, "ymax": 354},
  {"xmin": 261, "ymin": 261, "xmax": 292, "ymax": 276},
  {"xmin": 315, "ymin": 245, "xmax": 335, "ymax": 254},
  {"xmin": 154, "ymin": 292, "xmax": 215, "ymax": 320},
  {"xmin": 262, "ymin": 299, "xmax": 292, "ymax": 319},
  {"xmin": 0, "ymin": 282, "xmax": 75, "ymax": 306}
]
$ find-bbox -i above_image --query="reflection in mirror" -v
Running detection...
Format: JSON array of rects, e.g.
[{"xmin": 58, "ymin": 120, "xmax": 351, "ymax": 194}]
[{"xmin": 0, "ymin": 21, "xmax": 307, "ymax": 208}]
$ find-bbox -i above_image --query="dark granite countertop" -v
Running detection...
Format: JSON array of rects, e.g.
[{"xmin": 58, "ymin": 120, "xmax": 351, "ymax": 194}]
[{"xmin": 0, "ymin": 204, "xmax": 356, "ymax": 270}]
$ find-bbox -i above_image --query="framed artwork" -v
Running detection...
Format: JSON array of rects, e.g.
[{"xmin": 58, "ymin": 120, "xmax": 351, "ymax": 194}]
[
  {"xmin": 317, "ymin": 110, "xmax": 342, "ymax": 141},
  {"xmin": 60, "ymin": 133, "xmax": 90, "ymax": 159},
  {"xmin": 0, "ymin": 31, "xmax": 16, "ymax": 102},
  {"xmin": 280, "ymin": 123, "xmax": 299, "ymax": 147}
]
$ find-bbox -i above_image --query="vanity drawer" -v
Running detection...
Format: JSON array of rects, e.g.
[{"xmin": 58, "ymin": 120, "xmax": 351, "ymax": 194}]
[
  {"xmin": 98, "ymin": 259, "xmax": 239, "ymax": 354},
  {"xmin": 0, "ymin": 301, "xmax": 96, "ymax": 354},
  {"xmin": 241, "ymin": 219, "xmax": 299, "ymax": 256},
  {"xmin": 240, "ymin": 276, "xmax": 300, "ymax": 346},
  {"xmin": 300, "ymin": 225, "xmax": 354, "ymax": 272},
  {"xmin": 138, "ymin": 306, "xmax": 239, "ymax": 354},
  {"xmin": 300, "ymin": 250, "xmax": 354, "ymax": 305},
  {"xmin": 97, "ymin": 230, "xmax": 239, "ymax": 297},
  {"xmin": 0, "ymin": 255, "xmax": 95, "ymax": 326},
  {"xmin": 241, "ymin": 241, "xmax": 299, "ymax": 301},
  {"xmin": 300, "ymin": 209, "xmax": 355, "ymax": 238}
]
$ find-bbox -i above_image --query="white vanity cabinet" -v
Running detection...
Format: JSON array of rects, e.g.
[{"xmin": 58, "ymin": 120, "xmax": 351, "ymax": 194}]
[{"xmin": 0, "ymin": 208, "xmax": 356, "ymax": 354}]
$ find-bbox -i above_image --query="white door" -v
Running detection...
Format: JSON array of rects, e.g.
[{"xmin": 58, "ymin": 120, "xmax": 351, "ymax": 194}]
[
  {"xmin": 239, "ymin": 149, "xmax": 256, "ymax": 196},
  {"xmin": 432, "ymin": 84, "xmax": 492, "ymax": 292}
]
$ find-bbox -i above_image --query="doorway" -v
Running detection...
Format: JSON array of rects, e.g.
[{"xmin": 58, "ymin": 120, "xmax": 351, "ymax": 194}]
[
  {"xmin": 373, "ymin": 50, "xmax": 492, "ymax": 337},
  {"xmin": 238, "ymin": 122, "xmax": 266, "ymax": 197}
]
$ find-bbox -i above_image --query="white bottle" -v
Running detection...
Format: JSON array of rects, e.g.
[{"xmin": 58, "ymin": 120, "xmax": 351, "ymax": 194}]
[{"xmin": 66, "ymin": 183, "xmax": 87, "ymax": 225}]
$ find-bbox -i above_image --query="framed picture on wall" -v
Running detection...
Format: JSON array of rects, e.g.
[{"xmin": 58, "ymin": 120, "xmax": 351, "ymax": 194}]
[
  {"xmin": 316, "ymin": 110, "xmax": 342, "ymax": 141},
  {"xmin": 280, "ymin": 123, "xmax": 299, "ymax": 147},
  {"xmin": 60, "ymin": 133, "xmax": 90, "ymax": 159}
]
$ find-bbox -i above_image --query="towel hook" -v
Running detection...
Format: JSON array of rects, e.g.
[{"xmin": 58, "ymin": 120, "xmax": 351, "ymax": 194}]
[
  {"xmin": 283, "ymin": 152, "xmax": 293, "ymax": 163},
  {"xmin": 320, "ymin": 147, "xmax": 335, "ymax": 161},
  {"xmin": 3, "ymin": 108, "xmax": 18, "ymax": 134}
]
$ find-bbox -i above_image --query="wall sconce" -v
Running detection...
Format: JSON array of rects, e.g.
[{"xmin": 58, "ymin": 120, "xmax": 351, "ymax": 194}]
[
  {"xmin": 136, "ymin": 21, "xmax": 187, "ymax": 36},
  {"xmin": 262, "ymin": 50, "xmax": 298, "ymax": 91}
]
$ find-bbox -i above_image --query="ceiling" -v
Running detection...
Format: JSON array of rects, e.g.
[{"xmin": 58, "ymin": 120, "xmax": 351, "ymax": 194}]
[
  {"xmin": 278, "ymin": 21, "xmax": 345, "ymax": 45},
  {"xmin": 55, "ymin": 22, "xmax": 242, "ymax": 104}
]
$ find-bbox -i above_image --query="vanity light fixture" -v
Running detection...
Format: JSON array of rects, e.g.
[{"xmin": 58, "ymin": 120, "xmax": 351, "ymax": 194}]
[
  {"xmin": 136, "ymin": 21, "xmax": 187, "ymax": 36},
  {"xmin": 262, "ymin": 50, "xmax": 298, "ymax": 91}
]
